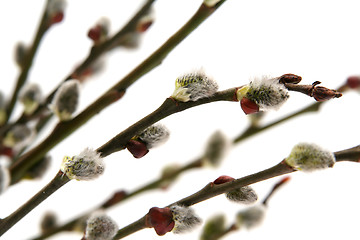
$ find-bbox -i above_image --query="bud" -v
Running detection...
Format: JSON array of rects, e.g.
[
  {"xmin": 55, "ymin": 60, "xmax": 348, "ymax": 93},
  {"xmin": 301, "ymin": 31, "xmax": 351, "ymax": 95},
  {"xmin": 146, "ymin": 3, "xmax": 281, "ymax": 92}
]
[
  {"xmin": 126, "ymin": 139, "xmax": 149, "ymax": 158},
  {"xmin": 202, "ymin": 131, "xmax": 230, "ymax": 168},
  {"xmin": 138, "ymin": 124, "xmax": 170, "ymax": 149},
  {"xmin": 0, "ymin": 163, "xmax": 10, "ymax": 195},
  {"xmin": 285, "ymin": 142, "xmax": 335, "ymax": 172},
  {"xmin": 240, "ymin": 97, "xmax": 260, "ymax": 115},
  {"xmin": 236, "ymin": 205, "xmax": 266, "ymax": 229},
  {"xmin": 346, "ymin": 76, "xmax": 360, "ymax": 89},
  {"xmin": 203, "ymin": 0, "xmax": 222, "ymax": 7},
  {"xmin": 51, "ymin": 79, "xmax": 80, "ymax": 121},
  {"xmin": 278, "ymin": 73, "xmax": 302, "ymax": 84},
  {"xmin": 127, "ymin": 124, "xmax": 170, "ymax": 158},
  {"xmin": 237, "ymin": 76, "xmax": 289, "ymax": 113},
  {"xmin": 19, "ymin": 83, "xmax": 42, "ymax": 115},
  {"xmin": 170, "ymin": 204, "xmax": 202, "ymax": 234},
  {"xmin": 160, "ymin": 164, "xmax": 180, "ymax": 189},
  {"xmin": 85, "ymin": 211, "xmax": 118, "ymax": 240},
  {"xmin": 213, "ymin": 175, "xmax": 234, "ymax": 185},
  {"xmin": 136, "ymin": 9, "xmax": 154, "ymax": 33},
  {"xmin": 213, "ymin": 175, "xmax": 258, "ymax": 204},
  {"xmin": 171, "ymin": 70, "xmax": 218, "ymax": 102},
  {"xmin": 146, "ymin": 207, "xmax": 175, "ymax": 236},
  {"xmin": 47, "ymin": 0, "xmax": 66, "ymax": 25},
  {"xmin": 200, "ymin": 214, "xmax": 226, "ymax": 240},
  {"xmin": 101, "ymin": 190, "xmax": 127, "ymax": 208},
  {"xmin": 14, "ymin": 42, "xmax": 28, "ymax": 68},
  {"xmin": 311, "ymin": 82, "xmax": 342, "ymax": 102},
  {"xmin": 40, "ymin": 211, "xmax": 58, "ymax": 233},
  {"xmin": 225, "ymin": 185, "xmax": 258, "ymax": 204},
  {"xmin": 88, "ymin": 17, "xmax": 110, "ymax": 44},
  {"xmin": 60, "ymin": 148, "xmax": 104, "ymax": 181},
  {"xmin": 24, "ymin": 155, "xmax": 51, "ymax": 180},
  {"xmin": 2, "ymin": 124, "xmax": 34, "ymax": 151}
]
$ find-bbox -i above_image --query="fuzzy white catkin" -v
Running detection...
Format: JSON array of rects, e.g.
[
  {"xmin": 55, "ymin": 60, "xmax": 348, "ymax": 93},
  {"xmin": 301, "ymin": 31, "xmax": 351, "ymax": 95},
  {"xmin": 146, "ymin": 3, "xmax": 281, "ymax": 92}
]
[
  {"xmin": 2, "ymin": 124, "xmax": 34, "ymax": 151},
  {"xmin": 171, "ymin": 70, "xmax": 218, "ymax": 102},
  {"xmin": 60, "ymin": 148, "xmax": 104, "ymax": 181},
  {"xmin": 138, "ymin": 124, "xmax": 170, "ymax": 149},
  {"xmin": 51, "ymin": 79, "xmax": 80, "ymax": 121},
  {"xmin": 85, "ymin": 211, "xmax": 118, "ymax": 240},
  {"xmin": 236, "ymin": 205, "xmax": 266, "ymax": 229},
  {"xmin": 19, "ymin": 83, "xmax": 42, "ymax": 114},
  {"xmin": 170, "ymin": 205, "xmax": 202, "ymax": 234},
  {"xmin": 203, "ymin": 130, "xmax": 230, "ymax": 167},
  {"xmin": 225, "ymin": 185, "xmax": 258, "ymax": 204},
  {"xmin": 285, "ymin": 142, "xmax": 335, "ymax": 171},
  {"xmin": 238, "ymin": 76, "xmax": 289, "ymax": 111},
  {"xmin": 0, "ymin": 164, "xmax": 10, "ymax": 195}
]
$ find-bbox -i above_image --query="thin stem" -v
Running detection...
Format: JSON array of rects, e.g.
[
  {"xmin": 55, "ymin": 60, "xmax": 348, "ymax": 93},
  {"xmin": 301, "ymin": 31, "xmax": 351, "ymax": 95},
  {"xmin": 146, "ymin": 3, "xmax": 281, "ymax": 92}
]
[
  {"xmin": 9, "ymin": 1, "xmax": 229, "ymax": 184},
  {"xmin": 0, "ymin": 170, "xmax": 70, "ymax": 236},
  {"xmin": 112, "ymin": 144, "xmax": 360, "ymax": 239},
  {"xmin": 30, "ymin": 159, "xmax": 203, "ymax": 240},
  {"xmin": 10, "ymin": 0, "xmax": 156, "ymax": 127},
  {"xmin": 3, "ymin": 1, "xmax": 50, "ymax": 124}
]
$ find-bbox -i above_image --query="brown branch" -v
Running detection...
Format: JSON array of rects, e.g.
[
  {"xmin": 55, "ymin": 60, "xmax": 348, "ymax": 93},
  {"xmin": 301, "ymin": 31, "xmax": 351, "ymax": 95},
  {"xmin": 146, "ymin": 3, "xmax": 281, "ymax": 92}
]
[{"xmin": 111, "ymin": 144, "xmax": 360, "ymax": 239}]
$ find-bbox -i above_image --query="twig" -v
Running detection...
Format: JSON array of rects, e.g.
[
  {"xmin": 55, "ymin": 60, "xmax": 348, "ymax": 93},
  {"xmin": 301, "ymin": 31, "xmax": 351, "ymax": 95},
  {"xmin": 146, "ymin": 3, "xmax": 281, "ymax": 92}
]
[
  {"xmin": 0, "ymin": 171, "xmax": 70, "ymax": 236},
  {"xmin": 3, "ymin": 1, "xmax": 51, "ymax": 124},
  {"xmin": 30, "ymin": 159, "xmax": 203, "ymax": 240},
  {"xmin": 111, "ymin": 145, "xmax": 360, "ymax": 239},
  {"xmin": 8, "ymin": 0, "xmax": 229, "ymax": 184},
  {"xmin": 8, "ymin": 0, "xmax": 156, "ymax": 127}
]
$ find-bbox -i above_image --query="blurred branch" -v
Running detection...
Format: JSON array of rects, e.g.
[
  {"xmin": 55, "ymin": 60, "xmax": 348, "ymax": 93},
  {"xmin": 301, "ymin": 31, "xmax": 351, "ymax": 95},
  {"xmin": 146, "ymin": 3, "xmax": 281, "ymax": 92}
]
[{"xmin": 3, "ymin": 1, "xmax": 51, "ymax": 124}]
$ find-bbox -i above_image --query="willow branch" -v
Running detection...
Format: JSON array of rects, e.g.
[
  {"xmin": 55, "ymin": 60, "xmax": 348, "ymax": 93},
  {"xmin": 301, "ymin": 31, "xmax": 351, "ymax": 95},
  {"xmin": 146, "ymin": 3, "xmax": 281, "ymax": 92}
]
[
  {"xmin": 3, "ymin": 0, "xmax": 156, "ymax": 130},
  {"xmin": 0, "ymin": 171, "xmax": 71, "ymax": 237},
  {"xmin": 9, "ymin": 1, "xmax": 228, "ymax": 184},
  {"xmin": 3, "ymin": 1, "xmax": 51, "ymax": 124},
  {"xmin": 112, "ymin": 145, "xmax": 360, "ymax": 239},
  {"xmin": 31, "ymin": 159, "xmax": 203, "ymax": 240}
]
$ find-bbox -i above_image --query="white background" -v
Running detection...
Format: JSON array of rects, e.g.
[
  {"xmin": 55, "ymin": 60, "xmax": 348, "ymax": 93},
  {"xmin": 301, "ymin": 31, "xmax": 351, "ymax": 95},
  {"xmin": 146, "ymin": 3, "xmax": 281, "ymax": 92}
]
[{"xmin": 1, "ymin": 0, "xmax": 360, "ymax": 239}]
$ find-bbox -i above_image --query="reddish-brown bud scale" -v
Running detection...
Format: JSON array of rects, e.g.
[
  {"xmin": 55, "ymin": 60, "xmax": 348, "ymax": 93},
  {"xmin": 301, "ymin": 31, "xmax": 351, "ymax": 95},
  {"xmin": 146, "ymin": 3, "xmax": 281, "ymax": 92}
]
[
  {"xmin": 101, "ymin": 190, "xmax": 127, "ymax": 208},
  {"xmin": 137, "ymin": 20, "xmax": 153, "ymax": 33},
  {"xmin": 146, "ymin": 207, "xmax": 175, "ymax": 236},
  {"xmin": 126, "ymin": 139, "xmax": 149, "ymax": 158},
  {"xmin": 50, "ymin": 12, "xmax": 64, "ymax": 25},
  {"xmin": 312, "ymin": 86, "xmax": 342, "ymax": 102},
  {"xmin": 213, "ymin": 175, "xmax": 235, "ymax": 184},
  {"xmin": 346, "ymin": 76, "xmax": 360, "ymax": 89},
  {"xmin": 88, "ymin": 25, "xmax": 102, "ymax": 42},
  {"xmin": 279, "ymin": 74, "xmax": 302, "ymax": 84},
  {"xmin": 240, "ymin": 98, "xmax": 260, "ymax": 115}
]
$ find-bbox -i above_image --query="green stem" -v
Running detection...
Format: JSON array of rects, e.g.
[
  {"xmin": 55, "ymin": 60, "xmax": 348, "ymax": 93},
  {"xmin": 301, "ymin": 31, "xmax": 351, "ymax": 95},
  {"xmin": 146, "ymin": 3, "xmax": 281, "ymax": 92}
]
[{"xmin": 0, "ymin": 170, "xmax": 70, "ymax": 237}]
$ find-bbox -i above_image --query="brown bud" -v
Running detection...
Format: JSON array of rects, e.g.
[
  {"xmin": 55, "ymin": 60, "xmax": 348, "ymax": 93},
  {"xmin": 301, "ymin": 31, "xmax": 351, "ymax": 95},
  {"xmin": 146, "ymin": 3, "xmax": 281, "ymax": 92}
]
[
  {"xmin": 346, "ymin": 76, "xmax": 360, "ymax": 89},
  {"xmin": 213, "ymin": 175, "xmax": 235, "ymax": 185},
  {"xmin": 126, "ymin": 139, "xmax": 149, "ymax": 158},
  {"xmin": 145, "ymin": 207, "xmax": 175, "ymax": 236},
  {"xmin": 101, "ymin": 190, "xmax": 127, "ymax": 208},
  {"xmin": 88, "ymin": 25, "xmax": 102, "ymax": 42},
  {"xmin": 279, "ymin": 74, "xmax": 302, "ymax": 84},
  {"xmin": 312, "ymin": 82, "xmax": 342, "ymax": 102},
  {"xmin": 240, "ymin": 98, "xmax": 260, "ymax": 115},
  {"xmin": 50, "ymin": 12, "xmax": 64, "ymax": 25}
]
